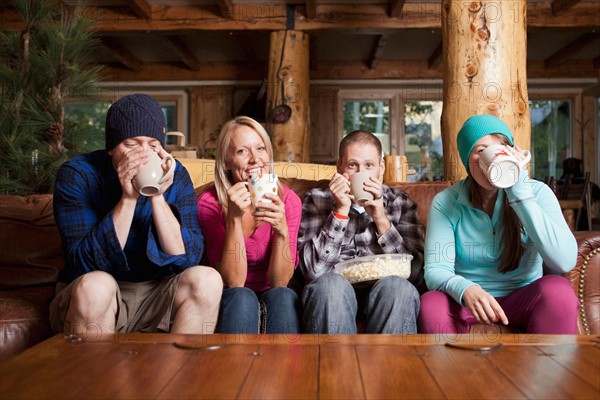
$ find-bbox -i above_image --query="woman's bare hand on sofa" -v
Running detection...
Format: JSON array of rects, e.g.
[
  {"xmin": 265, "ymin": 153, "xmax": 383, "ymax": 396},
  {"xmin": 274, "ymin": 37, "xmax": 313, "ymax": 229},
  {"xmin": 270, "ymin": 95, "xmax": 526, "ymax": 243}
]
[{"xmin": 463, "ymin": 285, "xmax": 509, "ymax": 326}]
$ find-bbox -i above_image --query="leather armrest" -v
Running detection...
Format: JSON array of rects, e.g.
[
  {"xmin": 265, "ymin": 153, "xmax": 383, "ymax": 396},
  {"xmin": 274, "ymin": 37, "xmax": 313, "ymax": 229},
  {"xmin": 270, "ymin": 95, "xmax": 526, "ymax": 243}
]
[{"xmin": 563, "ymin": 231, "xmax": 600, "ymax": 335}]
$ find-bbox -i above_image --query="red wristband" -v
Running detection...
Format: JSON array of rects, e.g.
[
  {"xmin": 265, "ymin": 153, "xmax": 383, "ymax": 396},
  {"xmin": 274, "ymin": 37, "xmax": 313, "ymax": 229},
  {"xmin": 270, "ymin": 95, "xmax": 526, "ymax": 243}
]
[{"xmin": 332, "ymin": 211, "xmax": 350, "ymax": 220}]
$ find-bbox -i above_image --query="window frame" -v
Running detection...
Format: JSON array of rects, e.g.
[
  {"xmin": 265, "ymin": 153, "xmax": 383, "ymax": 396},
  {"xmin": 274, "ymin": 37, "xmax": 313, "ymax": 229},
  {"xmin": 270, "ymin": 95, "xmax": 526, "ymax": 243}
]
[
  {"xmin": 338, "ymin": 89, "xmax": 401, "ymax": 157},
  {"xmin": 67, "ymin": 87, "xmax": 189, "ymax": 143}
]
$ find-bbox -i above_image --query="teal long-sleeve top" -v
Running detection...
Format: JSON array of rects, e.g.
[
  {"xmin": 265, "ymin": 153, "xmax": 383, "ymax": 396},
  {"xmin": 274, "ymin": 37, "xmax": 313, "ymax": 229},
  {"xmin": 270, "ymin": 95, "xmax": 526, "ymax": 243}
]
[{"xmin": 424, "ymin": 175, "xmax": 577, "ymax": 305}]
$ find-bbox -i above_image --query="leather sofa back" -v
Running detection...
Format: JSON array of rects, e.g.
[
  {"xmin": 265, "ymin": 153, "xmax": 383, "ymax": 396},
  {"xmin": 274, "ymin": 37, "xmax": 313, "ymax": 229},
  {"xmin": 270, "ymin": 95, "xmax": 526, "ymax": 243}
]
[{"xmin": 0, "ymin": 195, "xmax": 63, "ymax": 290}]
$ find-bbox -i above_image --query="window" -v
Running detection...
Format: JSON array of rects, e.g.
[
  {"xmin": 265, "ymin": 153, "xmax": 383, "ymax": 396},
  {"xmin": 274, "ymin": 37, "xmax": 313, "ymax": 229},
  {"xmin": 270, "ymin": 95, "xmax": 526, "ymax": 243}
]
[
  {"xmin": 343, "ymin": 100, "xmax": 391, "ymax": 155},
  {"xmin": 65, "ymin": 92, "xmax": 186, "ymax": 153},
  {"xmin": 339, "ymin": 91, "xmax": 400, "ymax": 159},
  {"xmin": 529, "ymin": 100, "xmax": 571, "ymax": 180},
  {"xmin": 404, "ymin": 101, "xmax": 443, "ymax": 182},
  {"xmin": 337, "ymin": 86, "xmax": 578, "ymax": 183}
]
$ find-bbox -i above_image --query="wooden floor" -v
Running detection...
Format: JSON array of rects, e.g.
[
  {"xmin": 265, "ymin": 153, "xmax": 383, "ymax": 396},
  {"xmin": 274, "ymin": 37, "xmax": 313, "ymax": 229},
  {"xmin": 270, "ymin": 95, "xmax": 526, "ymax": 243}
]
[{"xmin": 1, "ymin": 334, "xmax": 599, "ymax": 399}]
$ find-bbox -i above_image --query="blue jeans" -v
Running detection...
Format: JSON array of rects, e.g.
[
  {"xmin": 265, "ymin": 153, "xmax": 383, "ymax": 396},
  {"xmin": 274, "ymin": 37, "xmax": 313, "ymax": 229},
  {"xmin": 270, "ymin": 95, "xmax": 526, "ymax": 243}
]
[
  {"xmin": 302, "ymin": 273, "xmax": 420, "ymax": 334},
  {"xmin": 217, "ymin": 287, "xmax": 301, "ymax": 334}
]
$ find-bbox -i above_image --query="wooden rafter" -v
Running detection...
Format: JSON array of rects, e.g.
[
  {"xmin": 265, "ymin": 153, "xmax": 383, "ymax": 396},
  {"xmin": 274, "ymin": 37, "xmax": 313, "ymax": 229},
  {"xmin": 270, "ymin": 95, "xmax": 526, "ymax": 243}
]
[
  {"xmin": 427, "ymin": 42, "xmax": 443, "ymax": 69},
  {"xmin": 101, "ymin": 37, "xmax": 143, "ymax": 71},
  {"xmin": 552, "ymin": 0, "xmax": 581, "ymax": 16},
  {"xmin": 129, "ymin": 0, "xmax": 152, "ymax": 19},
  {"xmin": 99, "ymin": 59, "xmax": 597, "ymax": 82},
  {"xmin": 389, "ymin": 0, "xmax": 406, "ymax": 18},
  {"xmin": 164, "ymin": 35, "xmax": 201, "ymax": 71},
  {"xmin": 305, "ymin": 0, "xmax": 318, "ymax": 19},
  {"xmin": 3, "ymin": 3, "xmax": 600, "ymax": 31},
  {"xmin": 218, "ymin": 0, "xmax": 234, "ymax": 19},
  {"xmin": 235, "ymin": 35, "xmax": 258, "ymax": 71},
  {"xmin": 368, "ymin": 34, "xmax": 389, "ymax": 70},
  {"xmin": 544, "ymin": 32, "xmax": 600, "ymax": 68}
]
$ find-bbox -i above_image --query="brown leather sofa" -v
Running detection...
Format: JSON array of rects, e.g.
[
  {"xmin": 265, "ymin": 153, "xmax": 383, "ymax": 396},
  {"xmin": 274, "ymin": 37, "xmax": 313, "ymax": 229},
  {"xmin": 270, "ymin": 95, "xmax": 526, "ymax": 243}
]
[{"xmin": 1, "ymin": 179, "xmax": 599, "ymax": 360}]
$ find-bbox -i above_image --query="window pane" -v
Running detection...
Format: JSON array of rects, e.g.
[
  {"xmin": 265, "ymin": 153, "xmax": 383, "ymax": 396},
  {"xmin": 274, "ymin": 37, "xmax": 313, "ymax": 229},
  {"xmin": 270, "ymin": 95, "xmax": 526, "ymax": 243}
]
[
  {"xmin": 343, "ymin": 100, "xmax": 390, "ymax": 155},
  {"xmin": 65, "ymin": 102, "xmax": 177, "ymax": 152},
  {"xmin": 530, "ymin": 100, "xmax": 571, "ymax": 180},
  {"xmin": 65, "ymin": 102, "xmax": 111, "ymax": 153},
  {"xmin": 404, "ymin": 101, "xmax": 443, "ymax": 182},
  {"xmin": 161, "ymin": 102, "xmax": 178, "ymax": 145}
]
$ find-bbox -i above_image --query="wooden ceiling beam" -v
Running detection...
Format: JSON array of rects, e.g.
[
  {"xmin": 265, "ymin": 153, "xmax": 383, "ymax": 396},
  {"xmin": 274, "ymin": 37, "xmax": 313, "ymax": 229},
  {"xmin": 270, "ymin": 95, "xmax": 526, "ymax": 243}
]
[
  {"xmin": 368, "ymin": 34, "xmax": 389, "ymax": 70},
  {"xmin": 100, "ymin": 37, "xmax": 143, "ymax": 71},
  {"xmin": 593, "ymin": 55, "xmax": 600, "ymax": 70},
  {"xmin": 389, "ymin": 0, "xmax": 406, "ymax": 18},
  {"xmin": 164, "ymin": 35, "xmax": 201, "ymax": 71},
  {"xmin": 3, "ymin": 3, "xmax": 599, "ymax": 31},
  {"xmin": 217, "ymin": 0, "xmax": 234, "ymax": 19},
  {"xmin": 305, "ymin": 0, "xmax": 318, "ymax": 19},
  {"xmin": 544, "ymin": 32, "xmax": 600, "ymax": 68},
  {"xmin": 427, "ymin": 42, "xmax": 443, "ymax": 69},
  {"xmin": 128, "ymin": 0, "xmax": 152, "ymax": 19},
  {"xmin": 551, "ymin": 0, "xmax": 581, "ymax": 16},
  {"xmin": 98, "ymin": 59, "xmax": 597, "ymax": 82}
]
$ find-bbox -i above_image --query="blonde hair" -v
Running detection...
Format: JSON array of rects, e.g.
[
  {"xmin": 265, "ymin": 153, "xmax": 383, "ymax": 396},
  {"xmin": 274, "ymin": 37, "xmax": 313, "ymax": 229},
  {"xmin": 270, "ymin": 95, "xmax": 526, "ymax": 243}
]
[{"xmin": 214, "ymin": 116, "xmax": 281, "ymax": 216}]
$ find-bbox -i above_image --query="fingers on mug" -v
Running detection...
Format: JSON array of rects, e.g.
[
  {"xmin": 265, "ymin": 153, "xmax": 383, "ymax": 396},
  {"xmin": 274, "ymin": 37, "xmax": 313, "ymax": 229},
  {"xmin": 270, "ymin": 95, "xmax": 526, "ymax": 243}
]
[
  {"xmin": 133, "ymin": 152, "xmax": 175, "ymax": 196},
  {"xmin": 479, "ymin": 145, "xmax": 531, "ymax": 188},
  {"xmin": 349, "ymin": 171, "xmax": 375, "ymax": 205}
]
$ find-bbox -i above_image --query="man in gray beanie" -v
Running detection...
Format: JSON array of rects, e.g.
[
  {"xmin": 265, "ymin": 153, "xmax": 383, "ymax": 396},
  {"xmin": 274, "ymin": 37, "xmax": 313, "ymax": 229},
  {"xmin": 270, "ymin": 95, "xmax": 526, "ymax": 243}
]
[{"xmin": 50, "ymin": 93, "xmax": 222, "ymax": 339}]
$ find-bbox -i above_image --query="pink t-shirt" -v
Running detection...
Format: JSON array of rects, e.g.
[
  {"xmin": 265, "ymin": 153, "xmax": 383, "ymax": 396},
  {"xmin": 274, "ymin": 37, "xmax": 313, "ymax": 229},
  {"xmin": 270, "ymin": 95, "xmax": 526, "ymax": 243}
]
[{"xmin": 197, "ymin": 185, "xmax": 302, "ymax": 292}]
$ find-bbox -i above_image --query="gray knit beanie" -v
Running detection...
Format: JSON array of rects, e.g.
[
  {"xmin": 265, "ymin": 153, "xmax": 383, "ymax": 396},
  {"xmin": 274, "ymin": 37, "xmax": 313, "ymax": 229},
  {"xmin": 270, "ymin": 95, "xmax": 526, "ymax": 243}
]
[{"xmin": 105, "ymin": 94, "xmax": 166, "ymax": 151}]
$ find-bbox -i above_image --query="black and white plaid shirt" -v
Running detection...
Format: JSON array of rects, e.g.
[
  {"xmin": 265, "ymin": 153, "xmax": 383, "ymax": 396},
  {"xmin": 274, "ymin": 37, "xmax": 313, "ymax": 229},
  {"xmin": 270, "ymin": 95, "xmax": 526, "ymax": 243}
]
[{"xmin": 298, "ymin": 185, "xmax": 425, "ymax": 286}]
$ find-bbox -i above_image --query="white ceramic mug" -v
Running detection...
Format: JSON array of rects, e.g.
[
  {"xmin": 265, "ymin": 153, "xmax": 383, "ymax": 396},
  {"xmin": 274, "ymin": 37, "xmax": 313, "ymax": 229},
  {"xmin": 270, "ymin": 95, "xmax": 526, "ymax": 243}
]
[
  {"xmin": 479, "ymin": 144, "xmax": 531, "ymax": 188},
  {"xmin": 349, "ymin": 171, "xmax": 375, "ymax": 206},
  {"xmin": 132, "ymin": 151, "xmax": 175, "ymax": 196},
  {"xmin": 248, "ymin": 172, "xmax": 278, "ymax": 209}
]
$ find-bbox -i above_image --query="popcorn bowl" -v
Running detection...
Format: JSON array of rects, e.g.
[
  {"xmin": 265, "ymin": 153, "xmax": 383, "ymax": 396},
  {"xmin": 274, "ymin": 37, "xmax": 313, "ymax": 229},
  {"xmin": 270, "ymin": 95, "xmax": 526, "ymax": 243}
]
[{"xmin": 334, "ymin": 254, "xmax": 413, "ymax": 287}]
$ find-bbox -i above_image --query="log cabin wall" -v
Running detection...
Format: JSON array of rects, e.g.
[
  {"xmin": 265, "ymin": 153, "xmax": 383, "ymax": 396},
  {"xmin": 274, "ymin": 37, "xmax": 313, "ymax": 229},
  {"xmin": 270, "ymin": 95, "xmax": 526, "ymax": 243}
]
[{"xmin": 2, "ymin": 0, "xmax": 598, "ymax": 185}]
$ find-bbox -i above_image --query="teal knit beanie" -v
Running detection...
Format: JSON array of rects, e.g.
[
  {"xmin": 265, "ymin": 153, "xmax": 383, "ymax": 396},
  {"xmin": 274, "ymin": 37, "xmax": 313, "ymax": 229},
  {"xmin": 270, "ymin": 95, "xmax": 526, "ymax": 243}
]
[{"xmin": 457, "ymin": 114, "xmax": 514, "ymax": 172}]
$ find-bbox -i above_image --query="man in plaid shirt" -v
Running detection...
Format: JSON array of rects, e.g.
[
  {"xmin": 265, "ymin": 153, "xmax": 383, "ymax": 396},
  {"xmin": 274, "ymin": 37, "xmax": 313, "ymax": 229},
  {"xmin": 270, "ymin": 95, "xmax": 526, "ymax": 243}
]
[
  {"xmin": 50, "ymin": 94, "xmax": 222, "ymax": 339},
  {"xmin": 298, "ymin": 130, "xmax": 424, "ymax": 334}
]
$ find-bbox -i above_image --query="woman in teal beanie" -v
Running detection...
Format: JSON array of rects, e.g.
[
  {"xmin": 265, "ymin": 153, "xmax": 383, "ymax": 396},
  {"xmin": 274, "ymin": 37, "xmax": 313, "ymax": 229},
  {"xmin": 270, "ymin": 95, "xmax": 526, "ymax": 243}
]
[{"xmin": 418, "ymin": 114, "xmax": 579, "ymax": 333}]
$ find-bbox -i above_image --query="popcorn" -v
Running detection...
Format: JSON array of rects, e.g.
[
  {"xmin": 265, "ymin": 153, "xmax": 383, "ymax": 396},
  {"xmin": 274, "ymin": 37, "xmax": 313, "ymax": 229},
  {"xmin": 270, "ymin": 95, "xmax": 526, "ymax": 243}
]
[{"xmin": 338, "ymin": 255, "xmax": 411, "ymax": 284}]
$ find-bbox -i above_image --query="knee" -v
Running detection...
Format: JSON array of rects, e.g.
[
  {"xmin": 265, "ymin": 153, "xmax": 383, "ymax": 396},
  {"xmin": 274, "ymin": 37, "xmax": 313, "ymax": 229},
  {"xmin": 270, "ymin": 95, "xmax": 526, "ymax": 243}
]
[
  {"xmin": 263, "ymin": 287, "xmax": 298, "ymax": 305},
  {"xmin": 302, "ymin": 273, "xmax": 353, "ymax": 304},
  {"xmin": 375, "ymin": 276, "xmax": 419, "ymax": 300},
  {"xmin": 420, "ymin": 290, "xmax": 450, "ymax": 311},
  {"xmin": 537, "ymin": 276, "xmax": 578, "ymax": 309},
  {"xmin": 180, "ymin": 266, "xmax": 223, "ymax": 304},
  {"xmin": 71, "ymin": 271, "xmax": 117, "ymax": 310},
  {"xmin": 223, "ymin": 287, "xmax": 259, "ymax": 308}
]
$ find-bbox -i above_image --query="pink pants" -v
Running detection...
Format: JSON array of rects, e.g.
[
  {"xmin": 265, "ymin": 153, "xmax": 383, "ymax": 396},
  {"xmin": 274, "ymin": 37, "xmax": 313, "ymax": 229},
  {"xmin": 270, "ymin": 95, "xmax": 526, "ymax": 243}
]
[{"xmin": 418, "ymin": 275, "xmax": 579, "ymax": 334}]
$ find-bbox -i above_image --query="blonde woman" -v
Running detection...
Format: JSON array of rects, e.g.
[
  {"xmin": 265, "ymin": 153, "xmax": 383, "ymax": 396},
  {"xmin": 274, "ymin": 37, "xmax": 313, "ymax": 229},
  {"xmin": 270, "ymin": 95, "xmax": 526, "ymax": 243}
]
[{"xmin": 197, "ymin": 116, "xmax": 302, "ymax": 333}]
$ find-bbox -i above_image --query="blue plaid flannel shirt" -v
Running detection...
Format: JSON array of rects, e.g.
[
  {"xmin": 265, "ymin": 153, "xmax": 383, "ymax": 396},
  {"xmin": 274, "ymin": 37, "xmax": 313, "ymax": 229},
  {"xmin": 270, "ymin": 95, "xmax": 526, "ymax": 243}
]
[{"xmin": 53, "ymin": 150, "xmax": 203, "ymax": 283}]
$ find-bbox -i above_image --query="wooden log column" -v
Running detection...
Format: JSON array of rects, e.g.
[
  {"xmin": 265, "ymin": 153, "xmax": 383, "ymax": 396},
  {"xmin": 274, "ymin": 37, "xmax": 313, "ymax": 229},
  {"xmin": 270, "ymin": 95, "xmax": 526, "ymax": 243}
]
[
  {"xmin": 267, "ymin": 30, "xmax": 310, "ymax": 162},
  {"xmin": 441, "ymin": 0, "xmax": 531, "ymax": 181}
]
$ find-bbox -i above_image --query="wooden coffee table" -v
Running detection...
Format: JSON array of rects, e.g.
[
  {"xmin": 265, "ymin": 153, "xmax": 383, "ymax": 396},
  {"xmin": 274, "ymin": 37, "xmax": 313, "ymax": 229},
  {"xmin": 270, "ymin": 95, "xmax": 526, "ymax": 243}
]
[{"xmin": 1, "ymin": 333, "xmax": 598, "ymax": 399}]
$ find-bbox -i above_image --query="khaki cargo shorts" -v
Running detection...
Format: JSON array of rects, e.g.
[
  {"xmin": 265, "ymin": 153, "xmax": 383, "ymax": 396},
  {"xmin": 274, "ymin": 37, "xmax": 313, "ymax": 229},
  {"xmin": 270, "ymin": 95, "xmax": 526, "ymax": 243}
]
[{"xmin": 49, "ymin": 271, "xmax": 182, "ymax": 335}]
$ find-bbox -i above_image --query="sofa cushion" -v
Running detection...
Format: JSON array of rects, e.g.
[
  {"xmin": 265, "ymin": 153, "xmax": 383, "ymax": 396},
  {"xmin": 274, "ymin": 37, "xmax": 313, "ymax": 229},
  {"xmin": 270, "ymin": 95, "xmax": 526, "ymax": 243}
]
[
  {"xmin": 0, "ymin": 195, "xmax": 64, "ymax": 290},
  {"xmin": 388, "ymin": 181, "xmax": 453, "ymax": 228},
  {"xmin": 0, "ymin": 287, "xmax": 54, "ymax": 360}
]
